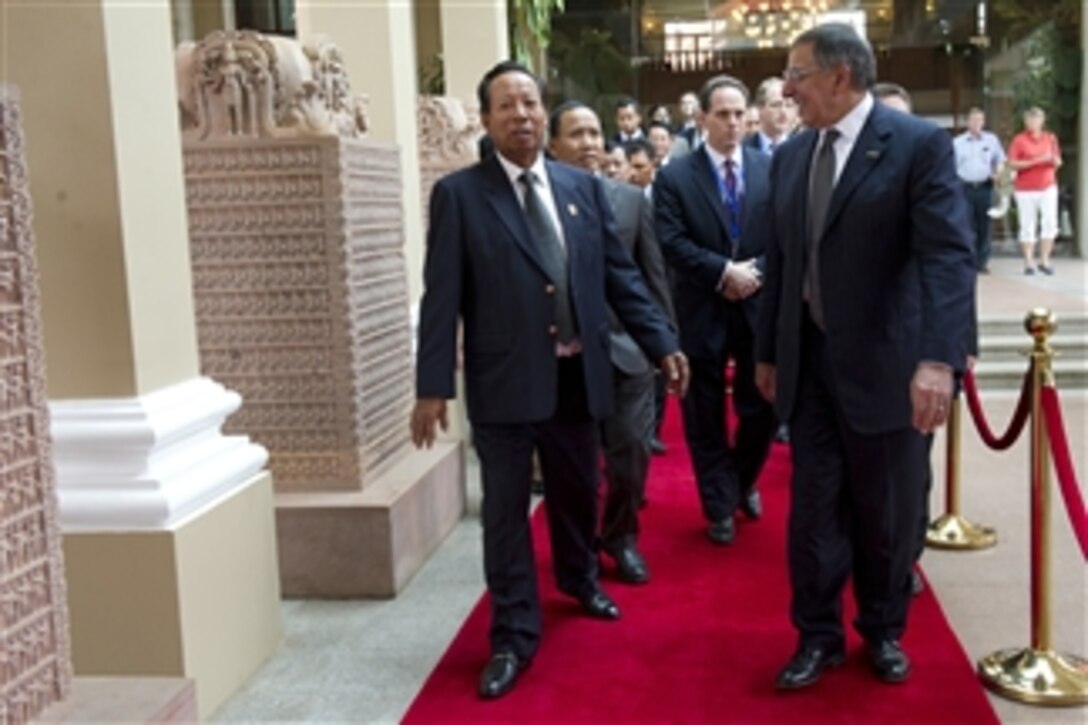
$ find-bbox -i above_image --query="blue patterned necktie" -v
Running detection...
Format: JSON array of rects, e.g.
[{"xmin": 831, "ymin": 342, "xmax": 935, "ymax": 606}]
[{"xmin": 723, "ymin": 159, "xmax": 742, "ymax": 244}]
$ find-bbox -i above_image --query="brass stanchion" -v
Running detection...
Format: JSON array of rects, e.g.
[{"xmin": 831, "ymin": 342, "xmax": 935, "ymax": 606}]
[
  {"xmin": 978, "ymin": 309, "xmax": 1088, "ymax": 706},
  {"xmin": 926, "ymin": 393, "xmax": 997, "ymax": 549}
]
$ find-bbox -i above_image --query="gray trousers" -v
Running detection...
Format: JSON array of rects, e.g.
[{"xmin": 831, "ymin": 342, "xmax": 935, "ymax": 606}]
[{"xmin": 600, "ymin": 367, "xmax": 655, "ymax": 550}]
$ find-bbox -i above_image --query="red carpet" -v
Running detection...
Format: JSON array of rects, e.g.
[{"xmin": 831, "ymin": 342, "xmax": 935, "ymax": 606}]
[{"xmin": 404, "ymin": 403, "xmax": 998, "ymax": 724}]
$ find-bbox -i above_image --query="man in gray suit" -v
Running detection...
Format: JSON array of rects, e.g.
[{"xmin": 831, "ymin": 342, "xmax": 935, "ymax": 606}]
[{"xmin": 548, "ymin": 101, "xmax": 676, "ymax": 584}]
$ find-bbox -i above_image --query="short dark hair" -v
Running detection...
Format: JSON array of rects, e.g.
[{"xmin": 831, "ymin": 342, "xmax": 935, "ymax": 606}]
[
  {"xmin": 623, "ymin": 137, "xmax": 655, "ymax": 162},
  {"xmin": 548, "ymin": 100, "xmax": 594, "ymax": 140},
  {"xmin": 647, "ymin": 120, "xmax": 672, "ymax": 136},
  {"xmin": 754, "ymin": 77, "xmax": 784, "ymax": 107},
  {"xmin": 698, "ymin": 75, "xmax": 750, "ymax": 112},
  {"xmin": 794, "ymin": 22, "xmax": 876, "ymax": 92},
  {"xmin": 872, "ymin": 82, "xmax": 912, "ymax": 108},
  {"xmin": 477, "ymin": 60, "xmax": 545, "ymax": 114},
  {"xmin": 615, "ymin": 97, "xmax": 639, "ymax": 112}
]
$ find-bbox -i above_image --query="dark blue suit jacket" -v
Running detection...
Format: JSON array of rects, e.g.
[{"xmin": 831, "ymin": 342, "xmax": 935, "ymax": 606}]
[
  {"xmin": 654, "ymin": 145, "xmax": 772, "ymax": 361},
  {"xmin": 416, "ymin": 153, "xmax": 678, "ymax": 425},
  {"xmin": 755, "ymin": 102, "xmax": 975, "ymax": 434}
]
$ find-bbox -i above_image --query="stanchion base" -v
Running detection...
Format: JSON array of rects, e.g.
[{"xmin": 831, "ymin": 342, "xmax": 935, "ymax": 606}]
[
  {"xmin": 926, "ymin": 513, "xmax": 997, "ymax": 550},
  {"xmin": 978, "ymin": 648, "xmax": 1088, "ymax": 706}
]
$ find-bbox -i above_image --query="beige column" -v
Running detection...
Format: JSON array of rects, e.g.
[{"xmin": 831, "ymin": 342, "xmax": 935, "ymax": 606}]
[
  {"xmin": 2, "ymin": 0, "xmax": 198, "ymax": 399},
  {"xmin": 440, "ymin": 0, "xmax": 510, "ymax": 107},
  {"xmin": 415, "ymin": 0, "xmax": 442, "ymax": 90},
  {"xmin": 0, "ymin": 1, "xmax": 279, "ymax": 717},
  {"xmin": 169, "ymin": 0, "xmax": 234, "ymax": 45},
  {"xmin": 296, "ymin": 1, "xmax": 427, "ymax": 304}
]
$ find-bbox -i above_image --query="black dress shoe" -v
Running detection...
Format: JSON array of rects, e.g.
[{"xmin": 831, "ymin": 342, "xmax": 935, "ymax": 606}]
[
  {"xmin": 706, "ymin": 517, "xmax": 735, "ymax": 545},
  {"xmin": 649, "ymin": 437, "xmax": 667, "ymax": 455},
  {"xmin": 604, "ymin": 545, "xmax": 650, "ymax": 584},
  {"xmin": 868, "ymin": 640, "xmax": 911, "ymax": 683},
  {"xmin": 478, "ymin": 652, "xmax": 527, "ymax": 699},
  {"xmin": 774, "ymin": 424, "xmax": 790, "ymax": 443},
  {"xmin": 738, "ymin": 490, "xmax": 763, "ymax": 520},
  {"xmin": 579, "ymin": 587, "xmax": 621, "ymax": 620},
  {"xmin": 775, "ymin": 645, "xmax": 845, "ymax": 690}
]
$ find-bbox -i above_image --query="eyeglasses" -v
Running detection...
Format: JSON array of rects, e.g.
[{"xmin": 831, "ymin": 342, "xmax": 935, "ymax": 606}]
[{"xmin": 782, "ymin": 66, "xmax": 823, "ymax": 83}]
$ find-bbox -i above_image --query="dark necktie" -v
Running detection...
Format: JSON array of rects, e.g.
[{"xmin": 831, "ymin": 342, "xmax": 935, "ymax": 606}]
[
  {"xmin": 723, "ymin": 159, "xmax": 742, "ymax": 250},
  {"xmin": 804, "ymin": 128, "xmax": 840, "ymax": 330},
  {"xmin": 519, "ymin": 170, "xmax": 576, "ymax": 343}
]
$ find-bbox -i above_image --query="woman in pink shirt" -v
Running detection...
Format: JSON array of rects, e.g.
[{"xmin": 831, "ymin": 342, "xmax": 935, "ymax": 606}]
[{"xmin": 1007, "ymin": 107, "xmax": 1062, "ymax": 275}]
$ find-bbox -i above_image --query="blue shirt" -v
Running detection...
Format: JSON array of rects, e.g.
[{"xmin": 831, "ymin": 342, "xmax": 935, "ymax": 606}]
[{"xmin": 953, "ymin": 130, "xmax": 1005, "ymax": 184}]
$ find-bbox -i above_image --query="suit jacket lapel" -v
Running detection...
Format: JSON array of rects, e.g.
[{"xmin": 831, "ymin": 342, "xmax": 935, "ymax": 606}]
[
  {"xmin": 692, "ymin": 149, "xmax": 731, "ymax": 244},
  {"xmin": 547, "ymin": 161, "xmax": 580, "ymax": 272},
  {"xmin": 738, "ymin": 146, "xmax": 765, "ymax": 257},
  {"xmin": 822, "ymin": 107, "xmax": 891, "ymax": 236},
  {"xmin": 482, "ymin": 154, "xmax": 551, "ymax": 279},
  {"xmin": 793, "ymin": 130, "xmax": 819, "ymax": 253}
]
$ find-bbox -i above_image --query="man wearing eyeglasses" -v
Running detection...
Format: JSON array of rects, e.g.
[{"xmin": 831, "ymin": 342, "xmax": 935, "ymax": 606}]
[{"xmin": 754, "ymin": 23, "xmax": 974, "ymax": 691}]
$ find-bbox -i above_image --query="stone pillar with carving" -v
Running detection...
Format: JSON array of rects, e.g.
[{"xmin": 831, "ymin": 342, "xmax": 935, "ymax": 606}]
[
  {"xmin": 0, "ymin": 85, "xmax": 71, "ymax": 725},
  {"xmin": 178, "ymin": 31, "xmax": 464, "ymax": 598},
  {"xmin": 415, "ymin": 95, "xmax": 480, "ymax": 441},
  {"xmin": 417, "ymin": 95, "xmax": 482, "ymax": 230},
  {"xmin": 2, "ymin": 2, "xmax": 279, "ymax": 718}
]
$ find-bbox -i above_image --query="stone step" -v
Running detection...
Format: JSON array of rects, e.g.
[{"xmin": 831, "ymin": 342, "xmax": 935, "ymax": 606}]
[
  {"xmin": 971, "ymin": 358, "xmax": 1088, "ymax": 391},
  {"xmin": 978, "ymin": 314, "xmax": 1088, "ymax": 337},
  {"xmin": 975, "ymin": 312, "xmax": 1086, "ymax": 389},
  {"xmin": 978, "ymin": 333, "xmax": 1087, "ymax": 363}
]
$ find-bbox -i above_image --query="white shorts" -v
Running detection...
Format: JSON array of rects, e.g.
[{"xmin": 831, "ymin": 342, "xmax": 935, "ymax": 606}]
[{"xmin": 1014, "ymin": 185, "xmax": 1059, "ymax": 243}]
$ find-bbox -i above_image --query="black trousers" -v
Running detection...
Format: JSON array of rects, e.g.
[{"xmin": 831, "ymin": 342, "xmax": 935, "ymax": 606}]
[
  {"xmin": 473, "ymin": 356, "xmax": 599, "ymax": 660},
  {"xmin": 600, "ymin": 367, "xmax": 655, "ymax": 550},
  {"xmin": 788, "ymin": 315, "xmax": 926, "ymax": 649},
  {"xmin": 963, "ymin": 182, "xmax": 993, "ymax": 270},
  {"xmin": 680, "ymin": 304, "xmax": 776, "ymax": 522},
  {"xmin": 914, "ymin": 433, "xmax": 936, "ymax": 565}
]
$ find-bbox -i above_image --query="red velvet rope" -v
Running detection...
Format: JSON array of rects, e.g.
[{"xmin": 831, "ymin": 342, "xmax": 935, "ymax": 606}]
[
  {"xmin": 1040, "ymin": 386, "xmax": 1088, "ymax": 561},
  {"xmin": 963, "ymin": 367, "xmax": 1033, "ymax": 450}
]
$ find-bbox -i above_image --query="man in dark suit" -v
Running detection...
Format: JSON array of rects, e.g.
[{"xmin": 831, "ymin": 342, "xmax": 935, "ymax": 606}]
[
  {"xmin": 754, "ymin": 24, "xmax": 975, "ymax": 689},
  {"xmin": 742, "ymin": 77, "xmax": 795, "ymax": 156},
  {"xmin": 676, "ymin": 91, "xmax": 702, "ymax": 150},
  {"xmin": 655, "ymin": 75, "xmax": 778, "ymax": 547},
  {"xmin": 612, "ymin": 97, "xmax": 645, "ymax": 145},
  {"xmin": 547, "ymin": 100, "xmax": 676, "ymax": 585},
  {"xmin": 410, "ymin": 62, "xmax": 689, "ymax": 700}
]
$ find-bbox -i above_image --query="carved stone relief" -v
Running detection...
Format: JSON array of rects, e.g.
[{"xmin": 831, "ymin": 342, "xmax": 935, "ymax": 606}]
[
  {"xmin": 417, "ymin": 96, "xmax": 481, "ymax": 229},
  {"xmin": 0, "ymin": 85, "xmax": 72, "ymax": 725},
  {"xmin": 178, "ymin": 33, "xmax": 413, "ymax": 493},
  {"xmin": 175, "ymin": 30, "xmax": 369, "ymax": 142}
]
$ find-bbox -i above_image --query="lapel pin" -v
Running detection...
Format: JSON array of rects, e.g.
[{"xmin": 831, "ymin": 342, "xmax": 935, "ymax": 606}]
[
  {"xmin": 866, "ymin": 149, "xmax": 882, "ymax": 159},
  {"xmin": 567, "ymin": 203, "xmax": 579, "ymax": 217}
]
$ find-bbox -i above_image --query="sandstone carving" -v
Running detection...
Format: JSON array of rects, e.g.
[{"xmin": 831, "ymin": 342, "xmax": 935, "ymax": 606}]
[
  {"xmin": 417, "ymin": 95, "xmax": 482, "ymax": 228},
  {"xmin": 0, "ymin": 85, "xmax": 72, "ymax": 725},
  {"xmin": 175, "ymin": 30, "xmax": 368, "ymax": 141},
  {"xmin": 417, "ymin": 96, "xmax": 480, "ymax": 162},
  {"xmin": 178, "ymin": 32, "xmax": 413, "ymax": 493}
]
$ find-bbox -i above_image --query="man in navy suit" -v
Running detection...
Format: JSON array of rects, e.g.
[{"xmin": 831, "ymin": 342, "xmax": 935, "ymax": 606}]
[
  {"xmin": 410, "ymin": 61, "xmax": 689, "ymax": 700},
  {"xmin": 742, "ymin": 77, "xmax": 795, "ymax": 156},
  {"xmin": 655, "ymin": 75, "xmax": 778, "ymax": 547},
  {"xmin": 548, "ymin": 100, "xmax": 676, "ymax": 585},
  {"xmin": 754, "ymin": 24, "xmax": 975, "ymax": 689}
]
